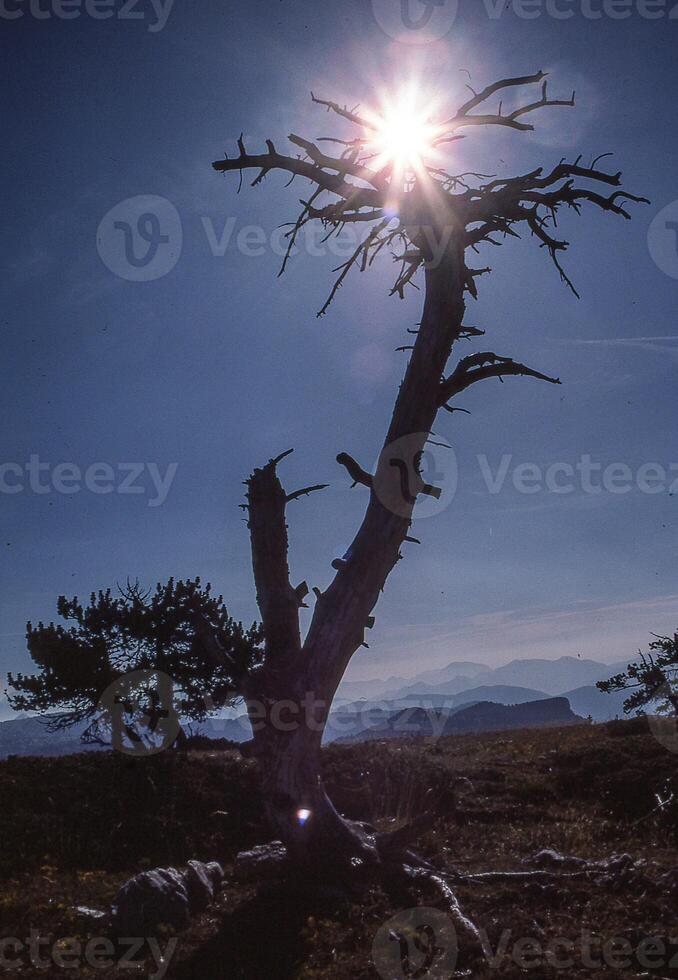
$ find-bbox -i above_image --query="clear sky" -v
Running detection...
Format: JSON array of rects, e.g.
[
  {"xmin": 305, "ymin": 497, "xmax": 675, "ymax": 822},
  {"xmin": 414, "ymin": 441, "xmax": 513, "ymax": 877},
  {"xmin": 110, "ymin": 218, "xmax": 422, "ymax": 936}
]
[{"xmin": 1, "ymin": 0, "xmax": 677, "ymax": 715}]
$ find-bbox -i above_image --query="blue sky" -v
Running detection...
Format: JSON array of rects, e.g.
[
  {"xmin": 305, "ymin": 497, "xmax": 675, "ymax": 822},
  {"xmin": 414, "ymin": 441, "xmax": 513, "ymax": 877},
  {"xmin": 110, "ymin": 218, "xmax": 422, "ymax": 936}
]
[{"xmin": 1, "ymin": 0, "xmax": 677, "ymax": 715}]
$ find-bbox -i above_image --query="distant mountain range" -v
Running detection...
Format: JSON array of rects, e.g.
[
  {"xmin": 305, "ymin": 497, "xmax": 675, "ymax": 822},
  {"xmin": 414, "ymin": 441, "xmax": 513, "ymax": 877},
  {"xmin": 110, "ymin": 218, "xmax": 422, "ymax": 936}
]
[
  {"xmin": 0, "ymin": 716, "xmax": 102, "ymax": 759},
  {"xmin": 324, "ymin": 684, "xmax": 549, "ymax": 743},
  {"xmin": 0, "ymin": 657, "xmax": 633, "ymax": 758},
  {"xmin": 338, "ymin": 697, "xmax": 582, "ymax": 743},
  {"xmin": 337, "ymin": 656, "xmax": 630, "ymax": 703},
  {"xmin": 335, "ymin": 661, "xmax": 489, "ymax": 703},
  {"xmin": 0, "ymin": 714, "xmax": 252, "ymax": 759}
]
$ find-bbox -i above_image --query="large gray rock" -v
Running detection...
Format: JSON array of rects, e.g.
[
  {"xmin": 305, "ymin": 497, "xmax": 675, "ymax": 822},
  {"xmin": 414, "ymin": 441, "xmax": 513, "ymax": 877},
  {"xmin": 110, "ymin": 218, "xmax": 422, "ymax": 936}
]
[{"xmin": 112, "ymin": 861, "xmax": 224, "ymax": 934}]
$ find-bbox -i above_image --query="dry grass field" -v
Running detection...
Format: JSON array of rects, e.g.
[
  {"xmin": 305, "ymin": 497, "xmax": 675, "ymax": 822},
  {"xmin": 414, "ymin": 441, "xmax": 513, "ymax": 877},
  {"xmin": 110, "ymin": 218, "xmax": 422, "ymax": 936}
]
[{"xmin": 1, "ymin": 717, "xmax": 677, "ymax": 978}]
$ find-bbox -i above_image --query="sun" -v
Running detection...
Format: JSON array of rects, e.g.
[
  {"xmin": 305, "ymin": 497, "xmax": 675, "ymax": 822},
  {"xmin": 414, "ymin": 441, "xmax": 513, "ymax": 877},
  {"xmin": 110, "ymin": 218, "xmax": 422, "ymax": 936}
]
[{"xmin": 365, "ymin": 87, "xmax": 439, "ymax": 173}]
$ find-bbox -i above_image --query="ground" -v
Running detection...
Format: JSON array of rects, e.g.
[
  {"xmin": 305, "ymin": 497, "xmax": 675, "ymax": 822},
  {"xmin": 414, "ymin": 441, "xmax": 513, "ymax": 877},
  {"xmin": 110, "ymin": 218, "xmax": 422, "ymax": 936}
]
[{"xmin": 1, "ymin": 717, "xmax": 677, "ymax": 978}]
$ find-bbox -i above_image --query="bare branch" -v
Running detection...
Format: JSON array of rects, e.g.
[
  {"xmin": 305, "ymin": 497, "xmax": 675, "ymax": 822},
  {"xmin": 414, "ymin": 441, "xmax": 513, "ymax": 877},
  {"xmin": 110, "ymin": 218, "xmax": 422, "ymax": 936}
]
[
  {"xmin": 286, "ymin": 484, "xmax": 329, "ymax": 503},
  {"xmin": 246, "ymin": 453, "xmax": 302, "ymax": 659},
  {"xmin": 464, "ymin": 266, "xmax": 491, "ymax": 299},
  {"xmin": 213, "ymin": 138, "xmax": 383, "ymax": 209},
  {"xmin": 294, "ymin": 581, "xmax": 309, "ymax": 608},
  {"xmin": 317, "ymin": 218, "xmax": 390, "ymax": 317},
  {"xmin": 438, "ymin": 71, "xmax": 574, "ymax": 136},
  {"xmin": 310, "ymin": 92, "xmax": 373, "ymax": 129},
  {"xmin": 462, "ymin": 160, "xmax": 648, "ymax": 296},
  {"xmin": 441, "ymin": 404, "xmax": 471, "ymax": 415},
  {"xmin": 456, "ymin": 70, "xmax": 549, "ymax": 116},
  {"xmin": 440, "ymin": 351, "xmax": 561, "ymax": 405},
  {"xmin": 278, "ymin": 188, "xmax": 323, "ymax": 277},
  {"xmin": 336, "ymin": 453, "xmax": 373, "ymax": 489},
  {"xmin": 288, "ymin": 133, "xmax": 386, "ymax": 190}
]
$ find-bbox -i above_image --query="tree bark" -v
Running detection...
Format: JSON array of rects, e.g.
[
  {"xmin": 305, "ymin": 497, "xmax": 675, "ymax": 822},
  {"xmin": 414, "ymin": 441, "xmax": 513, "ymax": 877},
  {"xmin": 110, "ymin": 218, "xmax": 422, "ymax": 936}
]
[
  {"xmin": 210, "ymin": 69, "xmax": 647, "ymax": 900},
  {"xmin": 245, "ymin": 232, "xmax": 467, "ymax": 869}
]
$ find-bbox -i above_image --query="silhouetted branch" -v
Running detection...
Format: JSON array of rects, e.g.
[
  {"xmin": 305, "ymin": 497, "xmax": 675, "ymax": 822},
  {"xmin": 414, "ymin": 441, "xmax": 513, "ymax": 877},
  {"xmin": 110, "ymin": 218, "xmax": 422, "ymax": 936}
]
[
  {"xmin": 213, "ymin": 138, "xmax": 383, "ymax": 209},
  {"xmin": 214, "ymin": 86, "xmax": 645, "ymax": 311},
  {"xmin": 246, "ymin": 452, "xmax": 302, "ymax": 659},
  {"xmin": 440, "ymin": 352, "xmax": 561, "ymax": 405},
  {"xmin": 286, "ymin": 484, "xmax": 329, "ymax": 503},
  {"xmin": 463, "ymin": 159, "xmax": 648, "ymax": 295},
  {"xmin": 437, "ymin": 71, "xmax": 574, "ymax": 136},
  {"xmin": 310, "ymin": 92, "xmax": 373, "ymax": 129},
  {"xmin": 336, "ymin": 453, "xmax": 373, "ymax": 489}
]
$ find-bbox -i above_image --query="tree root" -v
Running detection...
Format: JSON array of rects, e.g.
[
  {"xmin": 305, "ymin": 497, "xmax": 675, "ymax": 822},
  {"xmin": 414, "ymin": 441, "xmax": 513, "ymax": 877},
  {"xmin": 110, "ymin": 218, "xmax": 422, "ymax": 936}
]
[
  {"xmin": 232, "ymin": 836, "xmax": 650, "ymax": 977},
  {"xmin": 402, "ymin": 863, "xmax": 484, "ymax": 955}
]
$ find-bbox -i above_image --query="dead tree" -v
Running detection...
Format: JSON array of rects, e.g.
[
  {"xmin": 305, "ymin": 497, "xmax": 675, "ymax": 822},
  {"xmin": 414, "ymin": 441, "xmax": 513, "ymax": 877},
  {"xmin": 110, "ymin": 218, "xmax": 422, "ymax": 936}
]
[{"xmin": 208, "ymin": 71, "xmax": 646, "ymax": 914}]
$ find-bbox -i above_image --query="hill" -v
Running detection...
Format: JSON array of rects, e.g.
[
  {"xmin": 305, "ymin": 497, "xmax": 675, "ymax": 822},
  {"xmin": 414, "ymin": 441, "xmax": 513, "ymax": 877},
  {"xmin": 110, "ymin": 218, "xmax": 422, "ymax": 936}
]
[
  {"xmin": 0, "ymin": 713, "xmax": 252, "ymax": 760},
  {"xmin": 324, "ymin": 684, "xmax": 550, "ymax": 742},
  {"xmin": 563, "ymin": 683, "xmax": 629, "ymax": 720},
  {"xmin": 0, "ymin": 665, "xmax": 630, "ymax": 758},
  {"xmin": 0, "ymin": 715, "xmax": 102, "ymax": 759},
  {"xmin": 344, "ymin": 696, "xmax": 582, "ymax": 742}
]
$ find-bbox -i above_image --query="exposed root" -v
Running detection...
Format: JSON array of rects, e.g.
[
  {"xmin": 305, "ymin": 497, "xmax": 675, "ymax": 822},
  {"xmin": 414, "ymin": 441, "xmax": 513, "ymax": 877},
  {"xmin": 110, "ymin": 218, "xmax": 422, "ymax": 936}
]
[
  {"xmin": 450, "ymin": 868, "xmax": 590, "ymax": 885},
  {"xmin": 402, "ymin": 863, "xmax": 484, "ymax": 956},
  {"xmin": 232, "ymin": 835, "xmax": 649, "ymax": 979}
]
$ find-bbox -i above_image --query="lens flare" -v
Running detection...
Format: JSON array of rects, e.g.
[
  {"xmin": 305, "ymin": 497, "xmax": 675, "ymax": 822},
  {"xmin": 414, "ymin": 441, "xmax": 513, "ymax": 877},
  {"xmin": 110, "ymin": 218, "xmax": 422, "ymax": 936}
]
[
  {"xmin": 373, "ymin": 105, "xmax": 435, "ymax": 168},
  {"xmin": 365, "ymin": 86, "xmax": 439, "ymax": 173},
  {"xmin": 296, "ymin": 807, "xmax": 312, "ymax": 825}
]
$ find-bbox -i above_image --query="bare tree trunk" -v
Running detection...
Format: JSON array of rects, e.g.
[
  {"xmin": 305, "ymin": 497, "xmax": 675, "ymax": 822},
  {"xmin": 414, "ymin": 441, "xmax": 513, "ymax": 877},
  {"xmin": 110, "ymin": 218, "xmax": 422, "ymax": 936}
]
[
  {"xmin": 245, "ymin": 237, "xmax": 467, "ymax": 870},
  {"xmin": 207, "ymin": 69, "xmax": 646, "ymax": 930}
]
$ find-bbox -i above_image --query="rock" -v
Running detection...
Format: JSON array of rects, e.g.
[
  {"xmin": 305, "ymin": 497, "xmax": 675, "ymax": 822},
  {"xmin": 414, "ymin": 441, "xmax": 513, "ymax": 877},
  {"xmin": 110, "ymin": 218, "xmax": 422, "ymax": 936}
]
[
  {"xmin": 113, "ymin": 867, "xmax": 190, "ymax": 934},
  {"xmin": 112, "ymin": 861, "xmax": 224, "ymax": 934},
  {"xmin": 593, "ymin": 854, "xmax": 643, "ymax": 891},
  {"xmin": 596, "ymin": 853, "xmax": 635, "ymax": 872},
  {"xmin": 73, "ymin": 905, "xmax": 108, "ymax": 923},
  {"xmin": 185, "ymin": 860, "xmax": 224, "ymax": 913},
  {"xmin": 234, "ymin": 841, "xmax": 288, "ymax": 881}
]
